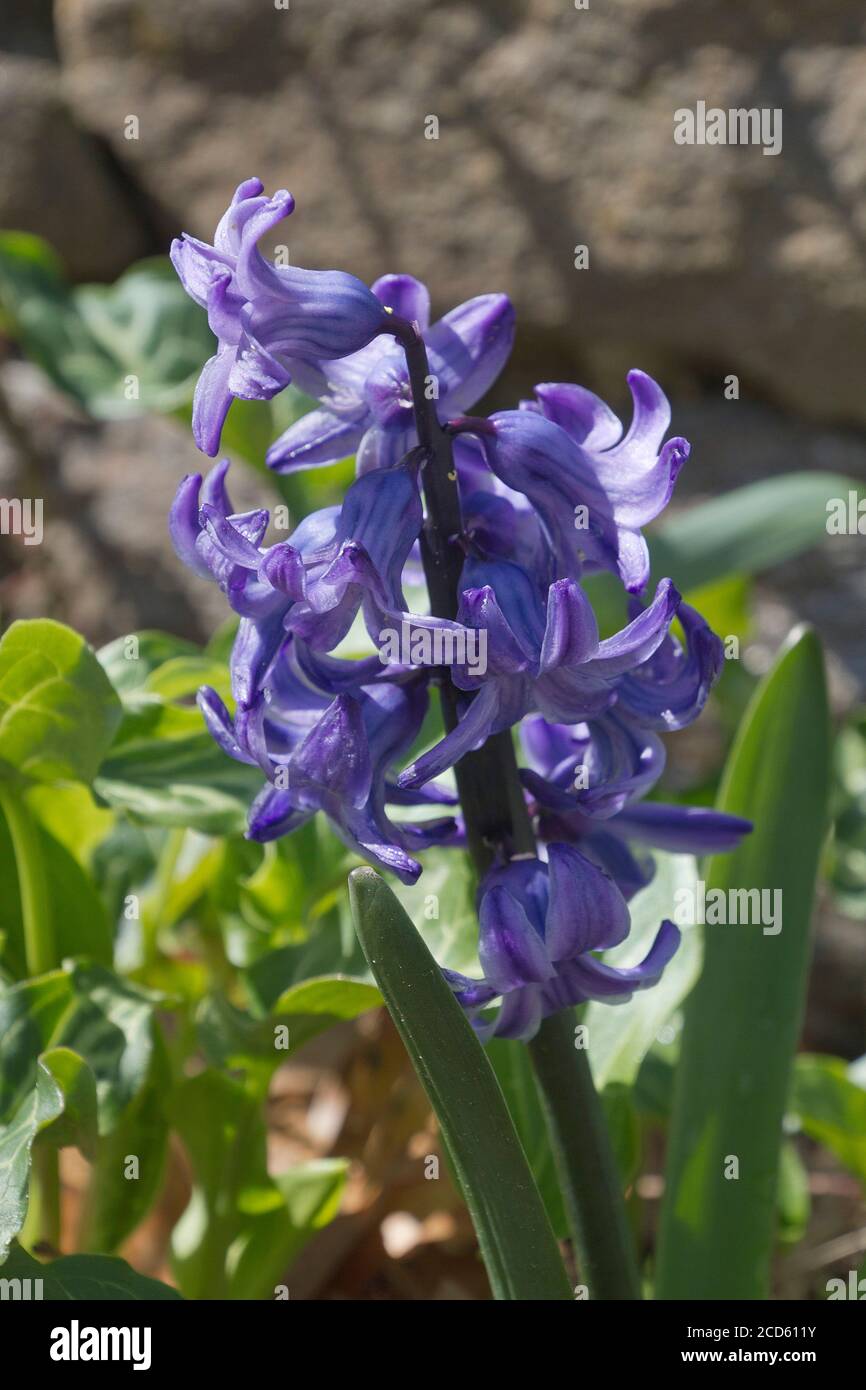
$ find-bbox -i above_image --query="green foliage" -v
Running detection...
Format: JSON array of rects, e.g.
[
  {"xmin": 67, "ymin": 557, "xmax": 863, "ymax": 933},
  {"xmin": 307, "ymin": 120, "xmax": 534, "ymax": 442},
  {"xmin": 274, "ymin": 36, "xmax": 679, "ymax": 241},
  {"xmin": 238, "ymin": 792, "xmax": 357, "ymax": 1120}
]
[
  {"xmin": 649, "ymin": 472, "xmax": 862, "ymax": 592},
  {"xmin": 0, "ymin": 1241, "xmax": 181, "ymax": 1299},
  {"xmin": 0, "ymin": 240, "xmax": 861, "ymax": 1297},
  {"xmin": 657, "ymin": 628, "xmax": 832, "ymax": 1299},
  {"xmin": 349, "ymin": 867, "xmax": 572, "ymax": 1301},
  {"xmin": 169, "ymin": 1070, "xmax": 348, "ymax": 1300},
  {"xmin": 0, "ymin": 234, "xmax": 212, "ymax": 418},
  {"xmin": 0, "ymin": 621, "xmax": 121, "ymax": 788}
]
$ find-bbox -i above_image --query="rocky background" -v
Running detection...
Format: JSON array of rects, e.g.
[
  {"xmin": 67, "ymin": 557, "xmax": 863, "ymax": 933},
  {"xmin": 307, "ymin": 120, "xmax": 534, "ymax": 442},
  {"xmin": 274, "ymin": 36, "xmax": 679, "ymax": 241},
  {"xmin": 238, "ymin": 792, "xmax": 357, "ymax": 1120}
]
[
  {"xmin": 0, "ymin": 0, "xmax": 863, "ymax": 656},
  {"xmin": 0, "ymin": 0, "xmax": 864, "ymax": 1297}
]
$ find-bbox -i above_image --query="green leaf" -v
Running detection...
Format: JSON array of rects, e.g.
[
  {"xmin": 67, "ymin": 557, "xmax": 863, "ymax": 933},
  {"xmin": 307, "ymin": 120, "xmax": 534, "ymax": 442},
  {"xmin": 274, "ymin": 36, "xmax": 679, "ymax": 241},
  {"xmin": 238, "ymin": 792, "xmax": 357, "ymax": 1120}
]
[
  {"xmin": 97, "ymin": 631, "xmax": 202, "ymax": 695},
  {"xmin": 827, "ymin": 710, "xmax": 866, "ymax": 917},
  {"xmin": 269, "ymin": 976, "xmax": 381, "ymax": 1051},
  {"xmin": 776, "ymin": 1141, "xmax": 810, "ymax": 1246},
  {"xmin": 487, "ymin": 1039, "xmax": 568, "ymax": 1240},
  {"xmin": 36, "ymin": 1048, "xmax": 99, "ymax": 1160},
  {"xmin": 600, "ymin": 1082, "xmax": 642, "ymax": 1189},
  {"xmin": 79, "ymin": 1040, "xmax": 171, "ymax": 1254},
  {"xmin": 657, "ymin": 627, "xmax": 832, "ymax": 1300},
  {"xmin": 170, "ymin": 1071, "xmax": 347, "ymax": 1300},
  {"xmin": 0, "ymin": 1062, "xmax": 63, "ymax": 1258},
  {"xmin": 0, "ymin": 813, "xmax": 113, "ymax": 978},
  {"xmin": 0, "ymin": 1241, "xmax": 181, "ymax": 1299},
  {"xmin": 789, "ymin": 1054, "xmax": 866, "ymax": 1187},
  {"xmin": 52, "ymin": 964, "xmax": 163, "ymax": 1134},
  {"xmin": 586, "ymin": 852, "xmax": 700, "ymax": 1090},
  {"xmin": 0, "ymin": 964, "xmax": 164, "ymax": 1138},
  {"xmin": 649, "ymin": 472, "xmax": 860, "ymax": 591},
  {"xmin": 0, "ymin": 237, "xmax": 213, "ymax": 419},
  {"xmin": 94, "ymin": 732, "xmax": 261, "ymax": 835},
  {"xmin": 169, "ymin": 1071, "xmax": 258, "ymax": 1300},
  {"xmin": 389, "ymin": 847, "xmax": 481, "ymax": 976},
  {"xmin": 227, "ymin": 1159, "xmax": 349, "ymax": 1300},
  {"xmin": 198, "ymin": 978, "xmax": 381, "ymax": 1090},
  {"xmin": 0, "ymin": 621, "xmax": 122, "ymax": 787},
  {"xmin": 0, "ymin": 972, "xmax": 73, "ymax": 1118},
  {"xmin": 349, "ymin": 867, "xmax": 571, "ymax": 1301}
]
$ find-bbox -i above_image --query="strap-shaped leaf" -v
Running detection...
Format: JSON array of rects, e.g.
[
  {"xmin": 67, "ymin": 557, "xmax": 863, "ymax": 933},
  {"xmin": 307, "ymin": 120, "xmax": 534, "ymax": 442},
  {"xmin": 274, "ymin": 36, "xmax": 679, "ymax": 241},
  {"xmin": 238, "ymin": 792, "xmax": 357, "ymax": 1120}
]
[
  {"xmin": 649, "ymin": 472, "xmax": 861, "ymax": 592},
  {"xmin": 657, "ymin": 627, "xmax": 831, "ymax": 1298},
  {"xmin": 349, "ymin": 867, "xmax": 571, "ymax": 1301}
]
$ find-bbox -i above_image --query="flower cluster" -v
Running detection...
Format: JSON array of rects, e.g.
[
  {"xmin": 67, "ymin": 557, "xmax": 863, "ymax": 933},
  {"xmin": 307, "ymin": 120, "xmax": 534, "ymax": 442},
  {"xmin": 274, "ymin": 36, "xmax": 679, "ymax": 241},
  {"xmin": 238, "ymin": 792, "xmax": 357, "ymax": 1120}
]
[{"xmin": 170, "ymin": 180, "xmax": 750, "ymax": 1042}]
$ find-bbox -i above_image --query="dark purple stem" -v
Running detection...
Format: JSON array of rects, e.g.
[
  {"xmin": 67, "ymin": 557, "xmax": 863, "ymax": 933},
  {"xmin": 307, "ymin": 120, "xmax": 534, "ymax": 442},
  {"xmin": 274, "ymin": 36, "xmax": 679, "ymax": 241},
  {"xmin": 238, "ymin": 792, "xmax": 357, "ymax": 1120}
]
[{"xmin": 388, "ymin": 313, "xmax": 535, "ymax": 869}]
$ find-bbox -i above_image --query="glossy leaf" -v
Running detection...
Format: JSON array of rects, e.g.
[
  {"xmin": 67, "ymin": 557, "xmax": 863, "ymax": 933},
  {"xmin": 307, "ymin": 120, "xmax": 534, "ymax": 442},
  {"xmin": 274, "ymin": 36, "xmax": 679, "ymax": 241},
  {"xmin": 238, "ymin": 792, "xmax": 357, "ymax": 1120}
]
[
  {"xmin": 657, "ymin": 628, "xmax": 831, "ymax": 1299},
  {"xmin": 0, "ymin": 1241, "xmax": 181, "ymax": 1299},
  {"xmin": 0, "ymin": 1062, "xmax": 64, "ymax": 1258},
  {"xmin": 349, "ymin": 867, "xmax": 572, "ymax": 1301},
  {"xmin": 0, "ymin": 621, "xmax": 122, "ymax": 787},
  {"xmin": 649, "ymin": 472, "xmax": 860, "ymax": 592},
  {"xmin": 586, "ymin": 852, "xmax": 700, "ymax": 1091}
]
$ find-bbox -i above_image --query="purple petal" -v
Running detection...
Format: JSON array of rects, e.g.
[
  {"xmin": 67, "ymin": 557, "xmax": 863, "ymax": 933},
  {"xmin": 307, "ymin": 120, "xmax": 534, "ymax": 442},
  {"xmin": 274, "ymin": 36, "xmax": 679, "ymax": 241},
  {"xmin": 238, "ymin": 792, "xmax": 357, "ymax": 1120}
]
[
  {"xmin": 584, "ymin": 578, "xmax": 679, "ymax": 676},
  {"xmin": 266, "ymin": 408, "xmax": 364, "ymax": 473},
  {"xmin": 290, "ymin": 695, "xmax": 372, "ymax": 809},
  {"xmin": 534, "ymin": 381, "xmax": 622, "ymax": 451},
  {"xmin": 397, "ymin": 679, "xmax": 528, "ymax": 789},
  {"xmin": 355, "ymin": 423, "xmax": 414, "ymax": 475},
  {"xmin": 200, "ymin": 504, "xmax": 266, "ymax": 569},
  {"xmin": 559, "ymin": 919, "xmax": 681, "ymax": 1001},
  {"xmin": 479, "ymin": 885, "xmax": 555, "ymax": 993},
  {"xmin": 539, "ymin": 579, "xmax": 600, "ymax": 672},
  {"xmin": 610, "ymin": 802, "xmax": 752, "ymax": 854},
  {"xmin": 456, "ymin": 586, "xmax": 535, "ymax": 678},
  {"xmin": 487, "ymin": 988, "xmax": 545, "ymax": 1042},
  {"xmin": 426, "ymin": 294, "xmax": 516, "ymax": 415},
  {"xmin": 247, "ymin": 783, "xmax": 313, "ymax": 842},
  {"xmin": 372, "ymin": 273, "xmax": 431, "ymax": 329},
  {"xmin": 545, "ymin": 842, "xmax": 631, "ymax": 960},
  {"xmin": 616, "ymin": 602, "xmax": 724, "ymax": 730},
  {"xmin": 169, "ymin": 235, "xmax": 233, "ymax": 309},
  {"xmin": 192, "ymin": 348, "xmax": 236, "ymax": 457},
  {"xmin": 200, "ymin": 459, "xmax": 233, "ymax": 516},
  {"xmin": 169, "ymin": 473, "xmax": 211, "ymax": 579},
  {"xmin": 197, "ymin": 686, "xmax": 256, "ymax": 764},
  {"xmin": 231, "ymin": 612, "xmax": 286, "ymax": 706}
]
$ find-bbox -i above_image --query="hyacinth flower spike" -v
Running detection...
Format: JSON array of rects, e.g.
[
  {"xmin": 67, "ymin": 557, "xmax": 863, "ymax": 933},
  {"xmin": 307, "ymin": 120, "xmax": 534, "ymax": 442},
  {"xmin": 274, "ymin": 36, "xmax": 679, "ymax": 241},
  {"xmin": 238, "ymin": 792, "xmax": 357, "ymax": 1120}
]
[{"xmin": 170, "ymin": 179, "xmax": 752, "ymax": 1301}]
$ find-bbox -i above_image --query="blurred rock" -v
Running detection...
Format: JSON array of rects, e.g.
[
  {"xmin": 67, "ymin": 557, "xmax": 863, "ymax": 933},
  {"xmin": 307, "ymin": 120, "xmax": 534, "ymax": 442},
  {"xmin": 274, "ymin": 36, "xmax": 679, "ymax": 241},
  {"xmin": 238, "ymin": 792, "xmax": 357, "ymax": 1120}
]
[
  {"xmin": 51, "ymin": 0, "xmax": 866, "ymax": 424},
  {"xmin": 0, "ymin": 53, "xmax": 150, "ymax": 278}
]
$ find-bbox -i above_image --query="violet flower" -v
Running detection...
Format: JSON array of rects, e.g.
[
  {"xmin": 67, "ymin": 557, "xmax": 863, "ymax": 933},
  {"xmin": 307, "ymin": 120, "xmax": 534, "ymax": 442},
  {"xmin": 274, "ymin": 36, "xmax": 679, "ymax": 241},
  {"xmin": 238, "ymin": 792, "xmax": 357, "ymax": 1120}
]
[
  {"xmin": 520, "ymin": 710, "xmax": 752, "ymax": 900},
  {"xmin": 171, "ymin": 178, "xmax": 389, "ymax": 456},
  {"xmin": 265, "ymin": 275, "xmax": 515, "ymax": 475},
  {"xmin": 473, "ymin": 371, "xmax": 689, "ymax": 593},
  {"xmin": 444, "ymin": 848, "xmax": 681, "ymax": 1041},
  {"xmin": 167, "ymin": 181, "xmax": 751, "ymax": 1041},
  {"xmin": 197, "ymin": 639, "xmax": 458, "ymax": 885}
]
